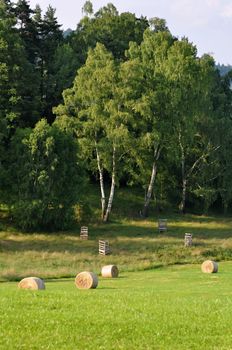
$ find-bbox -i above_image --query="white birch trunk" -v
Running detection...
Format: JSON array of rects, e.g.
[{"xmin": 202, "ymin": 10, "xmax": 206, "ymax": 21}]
[
  {"xmin": 143, "ymin": 145, "xmax": 161, "ymax": 217},
  {"xmin": 178, "ymin": 130, "xmax": 186, "ymax": 213},
  {"xmin": 96, "ymin": 146, "xmax": 106, "ymax": 219},
  {"xmin": 180, "ymin": 178, "xmax": 187, "ymax": 214},
  {"xmin": 103, "ymin": 146, "xmax": 116, "ymax": 222}
]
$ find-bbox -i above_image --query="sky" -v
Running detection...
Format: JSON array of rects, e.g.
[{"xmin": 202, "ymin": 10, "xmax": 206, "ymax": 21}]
[{"xmin": 28, "ymin": 0, "xmax": 232, "ymax": 65}]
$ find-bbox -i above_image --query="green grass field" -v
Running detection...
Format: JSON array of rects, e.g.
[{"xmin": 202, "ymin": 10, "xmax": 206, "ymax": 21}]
[
  {"xmin": 1, "ymin": 213, "xmax": 232, "ymax": 281},
  {"xmin": 1, "ymin": 187, "xmax": 232, "ymax": 348},
  {"xmin": 1, "ymin": 263, "xmax": 232, "ymax": 350}
]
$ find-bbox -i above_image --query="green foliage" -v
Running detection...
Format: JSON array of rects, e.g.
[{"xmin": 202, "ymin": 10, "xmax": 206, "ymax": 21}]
[
  {"xmin": 149, "ymin": 17, "xmax": 170, "ymax": 33},
  {"xmin": 82, "ymin": 0, "xmax": 93, "ymax": 16},
  {"xmin": 0, "ymin": 0, "xmax": 40, "ymax": 128},
  {"xmin": 73, "ymin": 202, "xmax": 92, "ymax": 224},
  {"xmin": 120, "ymin": 29, "xmax": 175, "ymax": 173},
  {"xmin": 1, "ymin": 0, "xmax": 232, "ymax": 218},
  {"xmin": 55, "ymin": 42, "xmax": 142, "ymax": 220},
  {"xmin": 4, "ymin": 119, "xmax": 84, "ymax": 230},
  {"xmin": 53, "ymin": 43, "xmax": 79, "ymax": 104},
  {"xmin": 32, "ymin": 4, "xmax": 64, "ymax": 121},
  {"xmin": 0, "ymin": 0, "xmax": 40, "ymax": 201},
  {"xmin": 14, "ymin": 0, "xmax": 38, "ymax": 64},
  {"xmin": 69, "ymin": 3, "xmax": 148, "ymax": 63}
]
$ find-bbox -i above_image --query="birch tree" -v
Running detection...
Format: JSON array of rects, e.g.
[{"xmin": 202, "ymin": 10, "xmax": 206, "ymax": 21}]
[
  {"xmin": 164, "ymin": 46, "xmax": 219, "ymax": 213},
  {"xmin": 118, "ymin": 29, "xmax": 174, "ymax": 217},
  {"xmin": 54, "ymin": 43, "xmax": 133, "ymax": 221}
]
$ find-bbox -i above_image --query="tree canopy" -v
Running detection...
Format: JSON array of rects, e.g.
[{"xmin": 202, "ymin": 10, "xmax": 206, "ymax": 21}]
[{"xmin": 1, "ymin": 0, "xmax": 232, "ymax": 229}]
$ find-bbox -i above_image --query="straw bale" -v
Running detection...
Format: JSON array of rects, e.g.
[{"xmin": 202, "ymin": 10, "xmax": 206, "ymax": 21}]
[
  {"xmin": 18, "ymin": 277, "xmax": 45, "ymax": 290},
  {"xmin": 101, "ymin": 265, "xmax": 119, "ymax": 278},
  {"xmin": 201, "ymin": 260, "xmax": 218, "ymax": 273},
  {"xmin": 75, "ymin": 271, "xmax": 98, "ymax": 289}
]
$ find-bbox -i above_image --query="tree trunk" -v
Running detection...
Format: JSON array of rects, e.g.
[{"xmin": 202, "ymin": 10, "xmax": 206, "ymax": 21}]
[
  {"xmin": 179, "ymin": 178, "xmax": 187, "ymax": 214},
  {"xmin": 96, "ymin": 146, "xmax": 106, "ymax": 219},
  {"xmin": 143, "ymin": 161, "xmax": 157, "ymax": 217},
  {"xmin": 178, "ymin": 130, "xmax": 186, "ymax": 214},
  {"xmin": 143, "ymin": 145, "xmax": 161, "ymax": 217},
  {"xmin": 103, "ymin": 147, "xmax": 116, "ymax": 222},
  {"xmin": 223, "ymin": 200, "xmax": 228, "ymax": 215}
]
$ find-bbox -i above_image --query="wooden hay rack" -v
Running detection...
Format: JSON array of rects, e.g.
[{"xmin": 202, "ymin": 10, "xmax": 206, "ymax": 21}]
[
  {"xmin": 158, "ymin": 219, "xmax": 167, "ymax": 233},
  {"xmin": 99, "ymin": 240, "xmax": 110, "ymax": 255},
  {"xmin": 185, "ymin": 233, "xmax": 192, "ymax": 247},
  {"xmin": 80, "ymin": 226, "xmax": 88, "ymax": 240}
]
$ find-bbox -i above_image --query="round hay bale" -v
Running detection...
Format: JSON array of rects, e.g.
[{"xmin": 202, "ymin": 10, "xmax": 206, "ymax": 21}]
[
  {"xmin": 201, "ymin": 260, "xmax": 218, "ymax": 273},
  {"xmin": 101, "ymin": 265, "xmax": 119, "ymax": 278},
  {"xmin": 18, "ymin": 277, "xmax": 45, "ymax": 290},
  {"xmin": 75, "ymin": 272, "xmax": 98, "ymax": 289}
]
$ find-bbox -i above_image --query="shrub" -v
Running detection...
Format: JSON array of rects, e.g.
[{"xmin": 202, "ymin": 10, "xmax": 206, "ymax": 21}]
[{"xmin": 5, "ymin": 119, "xmax": 84, "ymax": 230}]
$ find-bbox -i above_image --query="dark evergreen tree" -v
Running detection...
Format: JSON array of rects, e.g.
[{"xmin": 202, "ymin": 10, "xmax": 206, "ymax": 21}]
[
  {"xmin": 32, "ymin": 5, "xmax": 63, "ymax": 122},
  {"xmin": 0, "ymin": 0, "xmax": 39, "ymax": 129},
  {"xmin": 0, "ymin": 0, "xmax": 33, "ymax": 199},
  {"xmin": 52, "ymin": 43, "xmax": 78, "ymax": 106},
  {"xmin": 14, "ymin": 0, "xmax": 39, "ymax": 64}
]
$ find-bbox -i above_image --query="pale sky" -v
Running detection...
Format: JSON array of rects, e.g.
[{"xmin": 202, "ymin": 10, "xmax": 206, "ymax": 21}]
[{"xmin": 28, "ymin": 0, "xmax": 232, "ymax": 65}]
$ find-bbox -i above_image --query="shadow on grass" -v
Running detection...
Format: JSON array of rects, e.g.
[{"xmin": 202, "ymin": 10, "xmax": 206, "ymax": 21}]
[
  {"xmin": 1, "ymin": 213, "xmax": 232, "ymax": 255},
  {"xmin": 0, "ymin": 232, "xmax": 231, "ymax": 256}
]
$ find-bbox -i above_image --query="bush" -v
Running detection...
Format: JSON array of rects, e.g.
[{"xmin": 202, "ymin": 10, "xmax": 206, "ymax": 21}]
[{"xmin": 5, "ymin": 119, "xmax": 84, "ymax": 230}]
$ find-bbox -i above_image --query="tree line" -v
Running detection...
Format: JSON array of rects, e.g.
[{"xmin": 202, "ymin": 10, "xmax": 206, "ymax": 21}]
[{"xmin": 1, "ymin": 0, "xmax": 232, "ymax": 230}]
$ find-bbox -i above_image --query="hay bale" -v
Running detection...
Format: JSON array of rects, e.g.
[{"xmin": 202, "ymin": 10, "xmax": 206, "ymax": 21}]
[
  {"xmin": 18, "ymin": 277, "xmax": 45, "ymax": 290},
  {"xmin": 75, "ymin": 271, "xmax": 98, "ymax": 289},
  {"xmin": 101, "ymin": 265, "xmax": 119, "ymax": 278},
  {"xmin": 201, "ymin": 260, "xmax": 218, "ymax": 273}
]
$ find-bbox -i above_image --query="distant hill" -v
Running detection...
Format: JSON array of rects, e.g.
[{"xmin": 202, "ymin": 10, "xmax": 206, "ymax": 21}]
[
  {"xmin": 63, "ymin": 28, "xmax": 73, "ymax": 38},
  {"xmin": 217, "ymin": 64, "xmax": 232, "ymax": 76}
]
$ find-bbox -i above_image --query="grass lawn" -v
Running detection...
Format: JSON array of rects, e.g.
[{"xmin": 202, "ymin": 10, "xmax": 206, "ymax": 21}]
[
  {"xmin": 1, "ymin": 263, "xmax": 232, "ymax": 349},
  {"xmin": 1, "ymin": 187, "xmax": 232, "ymax": 348},
  {"xmin": 1, "ymin": 213, "xmax": 232, "ymax": 280}
]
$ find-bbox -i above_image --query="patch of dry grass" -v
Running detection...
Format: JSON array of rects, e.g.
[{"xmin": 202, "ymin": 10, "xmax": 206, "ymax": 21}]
[{"xmin": 1, "ymin": 213, "xmax": 232, "ymax": 280}]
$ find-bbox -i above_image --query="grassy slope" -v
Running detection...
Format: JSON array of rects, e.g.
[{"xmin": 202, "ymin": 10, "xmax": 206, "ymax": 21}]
[
  {"xmin": 1, "ymin": 214, "xmax": 232, "ymax": 280},
  {"xmin": 1, "ymin": 263, "xmax": 232, "ymax": 349},
  {"xmin": 1, "ymin": 185, "xmax": 232, "ymax": 280}
]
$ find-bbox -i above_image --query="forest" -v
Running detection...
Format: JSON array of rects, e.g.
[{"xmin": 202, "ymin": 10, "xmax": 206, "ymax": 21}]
[{"xmin": 1, "ymin": 0, "xmax": 232, "ymax": 230}]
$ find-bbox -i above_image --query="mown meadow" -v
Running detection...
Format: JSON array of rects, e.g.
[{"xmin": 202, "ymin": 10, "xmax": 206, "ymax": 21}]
[
  {"xmin": 1, "ymin": 264, "xmax": 232, "ymax": 349},
  {"xmin": 1, "ymin": 187, "xmax": 232, "ymax": 349}
]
